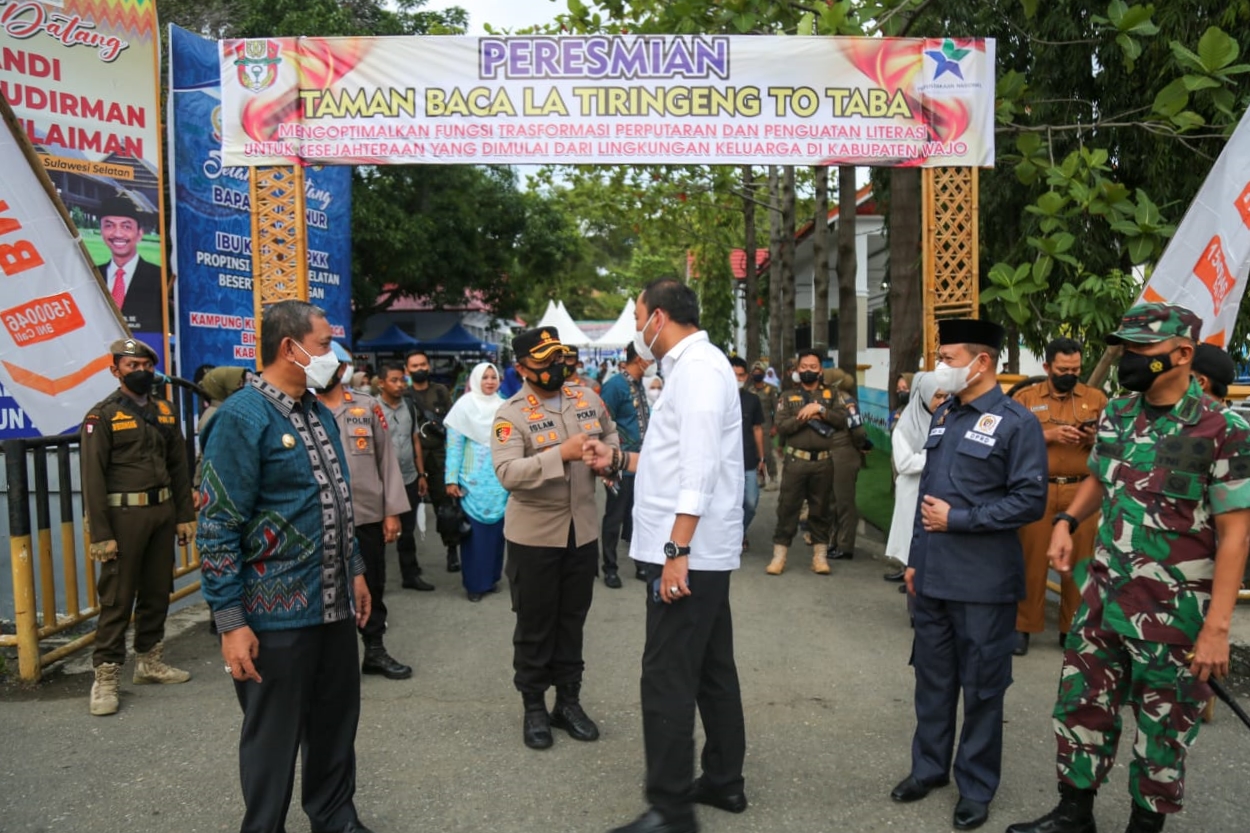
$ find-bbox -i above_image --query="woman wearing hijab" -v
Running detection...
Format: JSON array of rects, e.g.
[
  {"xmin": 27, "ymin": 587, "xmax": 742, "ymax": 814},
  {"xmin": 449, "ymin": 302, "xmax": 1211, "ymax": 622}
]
[
  {"xmin": 884, "ymin": 371, "xmax": 943, "ymax": 585},
  {"xmin": 762, "ymin": 367, "xmax": 781, "ymax": 389},
  {"xmin": 445, "ymin": 362, "xmax": 509, "ymax": 601}
]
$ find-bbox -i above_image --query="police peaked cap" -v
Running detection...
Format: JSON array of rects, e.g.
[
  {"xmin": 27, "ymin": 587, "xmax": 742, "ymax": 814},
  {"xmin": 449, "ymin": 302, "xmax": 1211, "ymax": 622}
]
[
  {"xmin": 937, "ymin": 318, "xmax": 1005, "ymax": 350},
  {"xmin": 513, "ymin": 327, "xmax": 565, "ymax": 362},
  {"xmin": 109, "ymin": 338, "xmax": 159, "ymax": 362}
]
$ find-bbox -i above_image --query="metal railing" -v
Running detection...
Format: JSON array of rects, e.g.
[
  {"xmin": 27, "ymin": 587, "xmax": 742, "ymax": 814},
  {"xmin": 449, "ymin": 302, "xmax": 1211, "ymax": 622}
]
[{"xmin": 2, "ymin": 377, "xmax": 205, "ymax": 682}]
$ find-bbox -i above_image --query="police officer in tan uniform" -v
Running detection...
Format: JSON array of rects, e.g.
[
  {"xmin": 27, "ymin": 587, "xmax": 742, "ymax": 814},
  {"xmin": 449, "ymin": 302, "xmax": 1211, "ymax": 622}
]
[
  {"xmin": 768, "ymin": 349, "xmax": 843, "ymax": 576},
  {"xmin": 81, "ymin": 338, "xmax": 195, "ymax": 716},
  {"xmin": 1010, "ymin": 338, "xmax": 1107, "ymax": 656},
  {"xmin": 492, "ymin": 327, "xmax": 620, "ymax": 750},
  {"xmin": 317, "ymin": 341, "xmax": 414, "ymax": 680}
]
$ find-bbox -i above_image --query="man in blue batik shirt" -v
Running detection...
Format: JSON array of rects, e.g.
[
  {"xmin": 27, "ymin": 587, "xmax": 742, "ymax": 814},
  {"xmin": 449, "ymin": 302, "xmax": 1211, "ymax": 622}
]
[
  {"xmin": 598, "ymin": 342, "xmax": 651, "ymax": 587},
  {"xmin": 198, "ymin": 300, "xmax": 376, "ymax": 833},
  {"xmin": 889, "ymin": 318, "xmax": 1048, "ymax": 833}
]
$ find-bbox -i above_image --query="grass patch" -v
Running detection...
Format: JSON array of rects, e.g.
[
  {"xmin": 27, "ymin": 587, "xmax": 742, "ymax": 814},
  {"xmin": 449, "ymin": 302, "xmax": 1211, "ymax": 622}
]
[{"xmin": 856, "ymin": 447, "xmax": 895, "ymax": 534}]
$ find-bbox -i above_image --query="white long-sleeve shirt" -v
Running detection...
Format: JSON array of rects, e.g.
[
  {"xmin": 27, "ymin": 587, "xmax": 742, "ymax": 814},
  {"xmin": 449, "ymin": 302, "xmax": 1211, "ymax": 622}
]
[{"xmin": 631, "ymin": 331, "xmax": 744, "ymax": 571}]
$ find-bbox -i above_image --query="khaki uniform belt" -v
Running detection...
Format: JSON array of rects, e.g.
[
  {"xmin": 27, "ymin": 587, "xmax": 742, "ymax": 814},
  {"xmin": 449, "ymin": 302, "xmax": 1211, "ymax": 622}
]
[
  {"xmin": 785, "ymin": 447, "xmax": 831, "ymax": 462},
  {"xmin": 1048, "ymin": 476, "xmax": 1087, "ymax": 485},
  {"xmin": 106, "ymin": 487, "xmax": 171, "ymax": 507}
]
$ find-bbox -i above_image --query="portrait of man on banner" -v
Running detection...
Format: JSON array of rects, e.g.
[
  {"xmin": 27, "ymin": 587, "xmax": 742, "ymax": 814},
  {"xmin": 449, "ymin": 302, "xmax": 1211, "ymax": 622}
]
[{"xmin": 94, "ymin": 194, "xmax": 164, "ymax": 334}]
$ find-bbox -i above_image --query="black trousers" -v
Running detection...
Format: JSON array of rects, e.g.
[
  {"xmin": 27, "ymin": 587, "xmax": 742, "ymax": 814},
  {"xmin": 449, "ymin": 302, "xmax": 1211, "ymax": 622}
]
[
  {"xmin": 94, "ymin": 500, "xmax": 176, "ymax": 665},
  {"xmin": 505, "ymin": 525, "xmax": 597, "ymax": 693},
  {"xmin": 233, "ymin": 620, "xmax": 361, "ymax": 833},
  {"xmin": 910, "ymin": 593, "xmax": 1016, "ymax": 803},
  {"xmin": 356, "ymin": 522, "xmax": 388, "ymax": 642},
  {"xmin": 639, "ymin": 565, "xmax": 746, "ymax": 819},
  {"xmin": 600, "ymin": 474, "xmax": 636, "ymax": 572},
  {"xmin": 423, "ymin": 445, "xmax": 457, "ymax": 550},
  {"xmin": 395, "ymin": 478, "xmax": 423, "ymax": 581}
]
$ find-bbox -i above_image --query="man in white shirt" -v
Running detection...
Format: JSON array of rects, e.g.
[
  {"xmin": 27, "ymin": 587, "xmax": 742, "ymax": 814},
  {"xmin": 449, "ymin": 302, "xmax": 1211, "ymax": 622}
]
[{"xmin": 586, "ymin": 278, "xmax": 747, "ymax": 833}]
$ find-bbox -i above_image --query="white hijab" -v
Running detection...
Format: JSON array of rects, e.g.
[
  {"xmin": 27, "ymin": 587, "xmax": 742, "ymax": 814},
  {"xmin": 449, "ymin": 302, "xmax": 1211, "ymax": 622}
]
[
  {"xmin": 444, "ymin": 362, "xmax": 503, "ymax": 447},
  {"xmin": 894, "ymin": 371, "xmax": 942, "ymax": 450}
]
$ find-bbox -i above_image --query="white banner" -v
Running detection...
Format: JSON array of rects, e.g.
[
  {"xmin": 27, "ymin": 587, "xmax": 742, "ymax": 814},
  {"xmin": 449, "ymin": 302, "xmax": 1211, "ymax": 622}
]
[
  {"xmin": 1138, "ymin": 108, "xmax": 1250, "ymax": 346},
  {"xmin": 218, "ymin": 35, "xmax": 996, "ymax": 168},
  {"xmin": 0, "ymin": 104, "xmax": 130, "ymax": 436}
]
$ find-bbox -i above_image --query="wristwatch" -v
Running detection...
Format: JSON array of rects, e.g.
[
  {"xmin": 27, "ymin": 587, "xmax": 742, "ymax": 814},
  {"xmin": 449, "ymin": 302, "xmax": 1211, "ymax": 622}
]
[
  {"xmin": 416, "ymin": 471, "xmax": 428, "ymax": 479},
  {"xmin": 663, "ymin": 541, "xmax": 691, "ymax": 559},
  {"xmin": 1053, "ymin": 512, "xmax": 1079, "ymax": 533}
]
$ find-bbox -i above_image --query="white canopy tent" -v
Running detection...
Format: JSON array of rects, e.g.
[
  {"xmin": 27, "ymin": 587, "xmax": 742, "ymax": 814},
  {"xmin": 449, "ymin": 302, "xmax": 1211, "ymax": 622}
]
[
  {"xmin": 594, "ymin": 297, "xmax": 637, "ymax": 348},
  {"xmin": 533, "ymin": 300, "xmax": 594, "ymax": 346}
]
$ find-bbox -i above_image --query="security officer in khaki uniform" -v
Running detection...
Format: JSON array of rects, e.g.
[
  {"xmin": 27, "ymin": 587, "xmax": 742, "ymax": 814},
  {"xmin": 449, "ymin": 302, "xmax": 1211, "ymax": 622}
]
[
  {"xmin": 768, "ymin": 349, "xmax": 844, "ymax": 576},
  {"xmin": 317, "ymin": 341, "xmax": 413, "ymax": 680},
  {"xmin": 824, "ymin": 367, "xmax": 871, "ymax": 560},
  {"xmin": 81, "ymin": 338, "xmax": 195, "ymax": 716},
  {"xmin": 492, "ymin": 327, "xmax": 620, "ymax": 751},
  {"xmin": 1010, "ymin": 338, "xmax": 1107, "ymax": 656}
]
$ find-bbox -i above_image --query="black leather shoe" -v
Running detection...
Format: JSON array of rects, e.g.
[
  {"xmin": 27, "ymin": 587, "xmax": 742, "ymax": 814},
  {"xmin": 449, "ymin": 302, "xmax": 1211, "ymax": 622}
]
[
  {"xmin": 690, "ymin": 776, "xmax": 747, "ymax": 813},
  {"xmin": 1059, "ymin": 632, "xmax": 1068, "ymax": 649},
  {"xmin": 829, "ymin": 549, "xmax": 854, "ymax": 560},
  {"xmin": 402, "ymin": 575, "xmax": 435, "ymax": 591},
  {"xmin": 446, "ymin": 548, "xmax": 461, "ymax": 573},
  {"xmin": 522, "ymin": 692, "xmax": 552, "ymax": 750},
  {"xmin": 884, "ymin": 568, "xmax": 906, "ymax": 581},
  {"xmin": 551, "ymin": 683, "xmax": 599, "ymax": 741},
  {"xmin": 313, "ymin": 820, "xmax": 375, "ymax": 833},
  {"xmin": 361, "ymin": 645, "xmax": 413, "ymax": 680},
  {"xmin": 604, "ymin": 570, "xmax": 623, "ymax": 589},
  {"xmin": 608, "ymin": 808, "xmax": 698, "ymax": 833},
  {"xmin": 1014, "ymin": 632, "xmax": 1031, "ymax": 656},
  {"xmin": 953, "ymin": 797, "xmax": 989, "ymax": 830},
  {"xmin": 890, "ymin": 774, "xmax": 950, "ymax": 803},
  {"xmin": 467, "ymin": 593, "xmax": 483, "ymax": 602},
  {"xmin": 635, "ymin": 568, "xmax": 648, "ymax": 581}
]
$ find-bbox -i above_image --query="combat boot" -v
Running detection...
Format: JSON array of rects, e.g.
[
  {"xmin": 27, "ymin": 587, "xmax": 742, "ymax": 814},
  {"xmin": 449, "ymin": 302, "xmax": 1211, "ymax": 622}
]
[
  {"xmin": 133, "ymin": 642, "xmax": 191, "ymax": 685},
  {"xmin": 361, "ymin": 639, "xmax": 413, "ymax": 680},
  {"xmin": 550, "ymin": 682, "xmax": 600, "ymax": 741},
  {"xmin": 1124, "ymin": 804, "xmax": 1164, "ymax": 833},
  {"xmin": 811, "ymin": 543, "xmax": 831, "ymax": 574},
  {"xmin": 766, "ymin": 544, "xmax": 787, "ymax": 575},
  {"xmin": 522, "ymin": 691, "xmax": 553, "ymax": 750},
  {"xmin": 1006, "ymin": 783, "xmax": 1098, "ymax": 833},
  {"xmin": 90, "ymin": 662, "xmax": 121, "ymax": 716}
]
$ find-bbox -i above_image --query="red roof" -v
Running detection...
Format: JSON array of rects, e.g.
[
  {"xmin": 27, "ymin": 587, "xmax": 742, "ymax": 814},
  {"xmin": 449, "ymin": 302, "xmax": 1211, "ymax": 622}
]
[{"xmin": 372, "ymin": 285, "xmax": 493, "ymax": 312}]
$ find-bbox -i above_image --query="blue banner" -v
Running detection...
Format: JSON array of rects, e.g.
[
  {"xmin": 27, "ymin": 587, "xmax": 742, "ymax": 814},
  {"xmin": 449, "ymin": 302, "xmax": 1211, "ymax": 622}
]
[{"xmin": 170, "ymin": 26, "xmax": 351, "ymax": 376}]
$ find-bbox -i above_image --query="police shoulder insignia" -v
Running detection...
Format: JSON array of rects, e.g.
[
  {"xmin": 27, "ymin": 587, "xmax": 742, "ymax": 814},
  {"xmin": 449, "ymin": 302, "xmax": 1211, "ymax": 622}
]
[
  {"xmin": 372, "ymin": 403, "xmax": 388, "ymax": 430},
  {"xmin": 494, "ymin": 421, "xmax": 513, "ymax": 443}
]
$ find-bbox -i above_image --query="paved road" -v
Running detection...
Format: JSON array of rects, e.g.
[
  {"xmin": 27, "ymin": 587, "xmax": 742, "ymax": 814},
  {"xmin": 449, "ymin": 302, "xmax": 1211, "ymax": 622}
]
[{"xmin": 2, "ymin": 487, "xmax": 1247, "ymax": 833}]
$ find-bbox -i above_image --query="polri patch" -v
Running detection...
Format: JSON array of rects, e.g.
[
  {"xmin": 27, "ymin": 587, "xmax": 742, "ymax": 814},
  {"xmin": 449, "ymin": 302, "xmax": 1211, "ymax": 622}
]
[{"xmin": 494, "ymin": 421, "xmax": 513, "ymax": 443}]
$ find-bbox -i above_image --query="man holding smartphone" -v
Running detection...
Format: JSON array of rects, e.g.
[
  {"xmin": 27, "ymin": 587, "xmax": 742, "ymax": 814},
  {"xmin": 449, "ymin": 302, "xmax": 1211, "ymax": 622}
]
[{"xmin": 1010, "ymin": 338, "xmax": 1108, "ymax": 656}]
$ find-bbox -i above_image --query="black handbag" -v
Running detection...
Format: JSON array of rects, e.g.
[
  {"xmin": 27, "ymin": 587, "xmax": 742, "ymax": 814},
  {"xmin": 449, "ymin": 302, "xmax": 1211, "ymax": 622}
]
[{"xmin": 435, "ymin": 497, "xmax": 472, "ymax": 543}]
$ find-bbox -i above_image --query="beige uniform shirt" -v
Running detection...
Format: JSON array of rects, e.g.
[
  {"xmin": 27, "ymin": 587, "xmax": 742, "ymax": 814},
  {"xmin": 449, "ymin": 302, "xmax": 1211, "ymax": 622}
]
[
  {"xmin": 492, "ymin": 381, "xmax": 620, "ymax": 547},
  {"xmin": 328, "ymin": 389, "xmax": 411, "ymax": 525}
]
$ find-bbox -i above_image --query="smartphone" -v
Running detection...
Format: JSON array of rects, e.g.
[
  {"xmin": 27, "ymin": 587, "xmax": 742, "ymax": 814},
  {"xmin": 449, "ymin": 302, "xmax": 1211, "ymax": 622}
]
[{"xmin": 1080, "ymin": 419, "xmax": 1098, "ymax": 430}]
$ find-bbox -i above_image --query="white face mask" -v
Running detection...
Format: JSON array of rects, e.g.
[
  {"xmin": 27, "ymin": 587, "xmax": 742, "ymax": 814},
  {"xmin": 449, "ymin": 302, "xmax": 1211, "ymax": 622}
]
[
  {"xmin": 293, "ymin": 341, "xmax": 341, "ymax": 390},
  {"xmin": 634, "ymin": 311, "xmax": 662, "ymax": 362},
  {"xmin": 932, "ymin": 356, "xmax": 983, "ymax": 396},
  {"xmin": 646, "ymin": 387, "xmax": 661, "ymax": 404}
]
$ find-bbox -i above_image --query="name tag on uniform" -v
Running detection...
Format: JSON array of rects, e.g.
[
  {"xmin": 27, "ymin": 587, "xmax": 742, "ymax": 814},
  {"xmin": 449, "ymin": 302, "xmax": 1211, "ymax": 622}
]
[
  {"xmin": 1031, "ymin": 404, "xmax": 1048, "ymax": 412},
  {"xmin": 964, "ymin": 430, "xmax": 996, "ymax": 447},
  {"xmin": 929, "ymin": 427, "xmax": 946, "ymax": 437}
]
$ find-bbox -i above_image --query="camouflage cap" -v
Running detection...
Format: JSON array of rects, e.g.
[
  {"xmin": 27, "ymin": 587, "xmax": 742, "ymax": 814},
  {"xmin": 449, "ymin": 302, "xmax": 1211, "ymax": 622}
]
[
  {"xmin": 1106, "ymin": 302, "xmax": 1202, "ymax": 345},
  {"xmin": 109, "ymin": 337, "xmax": 158, "ymax": 362}
]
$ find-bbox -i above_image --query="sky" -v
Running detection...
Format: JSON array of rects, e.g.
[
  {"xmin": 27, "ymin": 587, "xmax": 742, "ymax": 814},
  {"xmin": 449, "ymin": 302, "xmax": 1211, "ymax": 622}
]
[{"xmin": 429, "ymin": 0, "xmax": 564, "ymax": 34}]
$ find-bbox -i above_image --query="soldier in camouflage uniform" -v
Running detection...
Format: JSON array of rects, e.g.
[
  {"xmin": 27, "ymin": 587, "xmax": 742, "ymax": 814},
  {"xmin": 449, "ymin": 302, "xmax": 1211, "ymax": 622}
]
[{"xmin": 1008, "ymin": 303, "xmax": 1250, "ymax": 833}]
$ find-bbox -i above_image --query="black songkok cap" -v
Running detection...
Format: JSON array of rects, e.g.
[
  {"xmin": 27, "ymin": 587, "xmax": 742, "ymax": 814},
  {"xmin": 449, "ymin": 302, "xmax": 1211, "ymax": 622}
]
[{"xmin": 937, "ymin": 318, "xmax": 1005, "ymax": 350}]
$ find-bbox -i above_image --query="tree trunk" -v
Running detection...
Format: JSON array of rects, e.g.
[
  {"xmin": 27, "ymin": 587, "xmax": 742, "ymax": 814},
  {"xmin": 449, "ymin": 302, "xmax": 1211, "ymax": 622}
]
[
  {"xmin": 1006, "ymin": 324, "xmax": 1021, "ymax": 375},
  {"xmin": 742, "ymin": 165, "xmax": 760, "ymax": 366},
  {"xmin": 888, "ymin": 167, "xmax": 923, "ymax": 411},
  {"xmin": 767, "ymin": 165, "xmax": 783, "ymax": 366},
  {"xmin": 779, "ymin": 165, "xmax": 797, "ymax": 363},
  {"xmin": 811, "ymin": 166, "xmax": 830, "ymax": 353},
  {"xmin": 837, "ymin": 166, "xmax": 858, "ymax": 378}
]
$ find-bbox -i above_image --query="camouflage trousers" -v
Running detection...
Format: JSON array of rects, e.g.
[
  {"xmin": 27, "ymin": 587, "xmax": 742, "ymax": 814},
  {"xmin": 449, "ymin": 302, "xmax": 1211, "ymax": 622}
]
[{"xmin": 1053, "ymin": 590, "xmax": 1211, "ymax": 814}]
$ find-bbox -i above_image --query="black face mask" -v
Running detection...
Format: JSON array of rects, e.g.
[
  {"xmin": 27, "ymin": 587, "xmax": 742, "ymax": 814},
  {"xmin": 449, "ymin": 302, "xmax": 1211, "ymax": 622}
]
[
  {"xmin": 896, "ymin": 391, "xmax": 910, "ymax": 409},
  {"xmin": 1118, "ymin": 350, "xmax": 1173, "ymax": 393},
  {"xmin": 410, "ymin": 370, "xmax": 429, "ymax": 384},
  {"xmin": 316, "ymin": 370, "xmax": 343, "ymax": 395},
  {"xmin": 1050, "ymin": 373, "xmax": 1079, "ymax": 394},
  {"xmin": 563, "ymin": 364, "xmax": 576, "ymax": 379},
  {"xmin": 798, "ymin": 370, "xmax": 821, "ymax": 385},
  {"xmin": 751, "ymin": 373, "xmax": 765, "ymax": 383},
  {"xmin": 122, "ymin": 369, "xmax": 155, "ymax": 397},
  {"xmin": 526, "ymin": 365, "xmax": 565, "ymax": 392}
]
